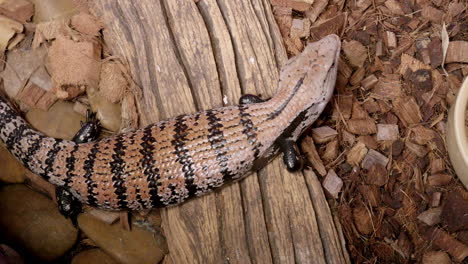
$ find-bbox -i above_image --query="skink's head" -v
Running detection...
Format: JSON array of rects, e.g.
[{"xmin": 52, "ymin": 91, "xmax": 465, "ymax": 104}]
[
  {"xmin": 276, "ymin": 34, "xmax": 341, "ymax": 140},
  {"xmin": 280, "ymin": 34, "xmax": 340, "ymax": 106}
]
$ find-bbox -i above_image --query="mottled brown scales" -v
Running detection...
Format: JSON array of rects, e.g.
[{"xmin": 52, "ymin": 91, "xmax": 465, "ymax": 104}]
[
  {"xmin": 90, "ymin": 140, "xmax": 118, "ymax": 208},
  {"xmin": 51, "ymin": 143, "xmax": 75, "ymax": 183},
  {"xmin": 185, "ymin": 113, "xmax": 225, "ymax": 192},
  {"xmin": 69, "ymin": 146, "xmax": 92, "ymax": 202},
  {"xmin": 32, "ymin": 137, "xmax": 57, "ymax": 176},
  {"xmin": 121, "ymin": 133, "xmax": 153, "ymax": 208},
  {"xmin": 0, "ymin": 35, "xmax": 341, "ymax": 210}
]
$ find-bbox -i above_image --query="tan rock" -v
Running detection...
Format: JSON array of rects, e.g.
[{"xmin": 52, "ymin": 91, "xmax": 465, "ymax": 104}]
[
  {"xmin": 0, "ymin": 146, "xmax": 27, "ymax": 183},
  {"xmin": 72, "ymin": 249, "xmax": 118, "ymax": 264},
  {"xmin": 78, "ymin": 213, "xmax": 167, "ymax": 264},
  {"xmin": 0, "ymin": 185, "xmax": 78, "ymax": 261},
  {"xmin": 87, "ymin": 208, "xmax": 120, "ymax": 225},
  {"xmin": 87, "ymin": 88, "xmax": 122, "ymax": 132},
  {"xmin": 26, "ymin": 100, "xmax": 85, "ymax": 140}
]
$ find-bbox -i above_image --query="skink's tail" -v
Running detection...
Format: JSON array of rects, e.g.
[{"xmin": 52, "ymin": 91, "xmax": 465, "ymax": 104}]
[{"xmin": 0, "ymin": 95, "xmax": 75, "ymax": 185}]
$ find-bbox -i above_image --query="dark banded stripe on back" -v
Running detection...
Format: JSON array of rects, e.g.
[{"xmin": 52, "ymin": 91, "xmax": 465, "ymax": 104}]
[
  {"xmin": 110, "ymin": 135, "xmax": 128, "ymax": 209},
  {"xmin": 206, "ymin": 110, "xmax": 234, "ymax": 181},
  {"xmin": 141, "ymin": 125, "xmax": 164, "ymax": 208},
  {"xmin": 171, "ymin": 114, "xmax": 197, "ymax": 198},
  {"xmin": 83, "ymin": 143, "xmax": 99, "ymax": 206},
  {"xmin": 0, "ymin": 108, "xmax": 19, "ymax": 141},
  {"xmin": 238, "ymin": 105, "xmax": 260, "ymax": 159},
  {"xmin": 267, "ymin": 77, "xmax": 304, "ymax": 120},
  {"xmin": 22, "ymin": 133, "xmax": 46, "ymax": 171},
  {"xmin": 4, "ymin": 123, "xmax": 27, "ymax": 151},
  {"xmin": 42, "ymin": 139, "xmax": 64, "ymax": 181},
  {"xmin": 64, "ymin": 144, "xmax": 80, "ymax": 188},
  {"xmin": 126, "ymin": 132, "xmax": 146, "ymax": 209},
  {"xmin": 4, "ymin": 124, "xmax": 29, "ymax": 162}
]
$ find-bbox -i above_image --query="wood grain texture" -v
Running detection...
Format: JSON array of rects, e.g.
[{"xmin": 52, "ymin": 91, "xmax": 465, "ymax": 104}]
[{"xmin": 90, "ymin": 0, "xmax": 348, "ymax": 262}]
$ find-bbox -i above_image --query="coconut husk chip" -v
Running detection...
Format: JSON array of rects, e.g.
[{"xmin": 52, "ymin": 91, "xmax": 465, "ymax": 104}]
[
  {"xmin": 99, "ymin": 61, "xmax": 127, "ymax": 103},
  {"xmin": 32, "ymin": 18, "xmax": 70, "ymax": 48},
  {"xmin": 48, "ymin": 35, "xmax": 101, "ymax": 99},
  {"xmin": 70, "ymin": 12, "xmax": 104, "ymax": 37},
  {"xmin": 269, "ymin": 0, "xmax": 468, "ymax": 262},
  {"xmin": 0, "ymin": 14, "xmax": 24, "ymax": 69}
]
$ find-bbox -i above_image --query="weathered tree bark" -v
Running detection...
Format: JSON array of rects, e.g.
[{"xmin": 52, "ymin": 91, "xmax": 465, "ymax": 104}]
[{"xmin": 90, "ymin": 1, "xmax": 350, "ymax": 263}]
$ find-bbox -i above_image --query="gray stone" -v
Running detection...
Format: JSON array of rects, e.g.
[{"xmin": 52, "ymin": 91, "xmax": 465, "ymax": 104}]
[{"xmin": 87, "ymin": 88, "xmax": 121, "ymax": 132}]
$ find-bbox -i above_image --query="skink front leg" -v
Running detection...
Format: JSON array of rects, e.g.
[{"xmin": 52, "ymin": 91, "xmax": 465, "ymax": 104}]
[
  {"xmin": 57, "ymin": 110, "xmax": 101, "ymax": 226},
  {"xmin": 240, "ymin": 95, "xmax": 302, "ymax": 172},
  {"xmin": 72, "ymin": 110, "xmax": 101, "ymax": 143},
  {"xmin": 56, "ymin": 186, "xmax": 83, "ymax": 227},
  {"xmin": 276, "ymin": 138, "xmax": 302, "ymax": 172}
]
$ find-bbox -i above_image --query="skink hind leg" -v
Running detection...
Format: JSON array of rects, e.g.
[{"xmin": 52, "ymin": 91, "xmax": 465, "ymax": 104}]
[
  {"xmin": 56, "ymin": 186, "xmax": 82, "ymax": 227},
  {"xmin": 57, "ymin": 109, "xmax": 101, "ymax": 225},
  {"xmin": 277, "ymin": 138, "xmax": 302, "ymax": 172},
  {"xmin": 239, "ymin": 94, "xmax": 265, "ymax": 105}
]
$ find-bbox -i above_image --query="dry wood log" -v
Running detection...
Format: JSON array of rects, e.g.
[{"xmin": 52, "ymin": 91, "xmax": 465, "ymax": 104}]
[{"xmin": 90, "ymin": 0, "xmax": 348, "ymax": 263}]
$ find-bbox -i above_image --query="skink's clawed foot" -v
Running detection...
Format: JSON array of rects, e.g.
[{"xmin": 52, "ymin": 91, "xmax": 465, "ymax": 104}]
[
  {"xmin": 277, "ymin": 138, "xmax": 302, "ymax": 172},
  {"xmin": 56, "ymin": 186, "xmax": 83, "ymax": 227},
  {"xmin": 72, "ymin": 109, "xmax": 101, "ymax": 143},
  {"xmin": 239, "ymin": 94, "xmax": 265, "ymax": 105}
]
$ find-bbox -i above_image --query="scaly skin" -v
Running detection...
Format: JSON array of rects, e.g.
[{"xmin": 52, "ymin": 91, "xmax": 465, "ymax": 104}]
[{"xmin": 0, "ymin": 35, "xmax": 340, "ymax": 210}]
